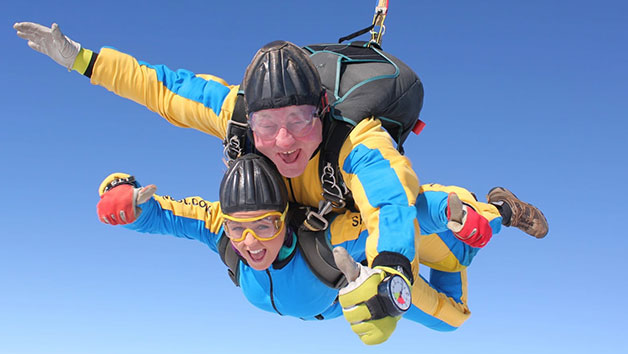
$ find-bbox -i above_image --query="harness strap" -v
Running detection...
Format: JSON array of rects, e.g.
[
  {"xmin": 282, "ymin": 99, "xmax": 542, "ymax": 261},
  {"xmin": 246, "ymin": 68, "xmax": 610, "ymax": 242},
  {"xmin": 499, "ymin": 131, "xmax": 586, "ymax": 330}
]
[
  {"xmin": 338, "ymin": 24, "xmax": 375, "ymax": 44},
  {"xmin": 218, "ymin": 234, "xmax": 241, "ymax": 287},
  {"xmin": 223, "ymin": 92, "xmax": 248, "ymax": 161},
  {"xmin": 297, "ymin": 227, "xmax": 348, "ymax": 289},
  {"xmin": 305, "ymin": 119, "xmax": 355, "ymax": 231}
]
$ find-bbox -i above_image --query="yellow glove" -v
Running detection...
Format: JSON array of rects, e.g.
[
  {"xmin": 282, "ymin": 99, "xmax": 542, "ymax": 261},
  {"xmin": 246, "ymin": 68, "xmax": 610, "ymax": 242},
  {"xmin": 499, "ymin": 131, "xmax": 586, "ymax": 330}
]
[{"xmin": 333, "ymin": 247, "xmax": 412, "ymax": 345}]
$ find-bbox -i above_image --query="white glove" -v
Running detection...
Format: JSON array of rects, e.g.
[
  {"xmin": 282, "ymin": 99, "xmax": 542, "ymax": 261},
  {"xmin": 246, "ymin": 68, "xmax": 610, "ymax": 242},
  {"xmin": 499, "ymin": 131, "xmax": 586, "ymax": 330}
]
[
  {"xmin": 333, "ymin": 246, "xmax": 367, "ymax": 284},
  {"xmin": 446, "ymin": 192, "xmax": 467, "ymax": 233},
  {"xmin": 14, "ymin": 22, "xmax": 81, "ymax": 70}
]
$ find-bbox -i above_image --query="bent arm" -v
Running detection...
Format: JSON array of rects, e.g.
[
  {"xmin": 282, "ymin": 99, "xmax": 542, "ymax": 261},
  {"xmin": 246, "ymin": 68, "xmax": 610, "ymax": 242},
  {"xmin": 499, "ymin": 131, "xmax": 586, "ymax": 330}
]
[
  {"xmin": 417, "ymin": 183, "xmax": 503, "ymax": 235},
  {"xmin": 338, "ymin": 118, "xmax": 420, "ymax": 280},
  {"xmin": 328, "ymin": 209, "xmax": 471, "ymax": 331}
]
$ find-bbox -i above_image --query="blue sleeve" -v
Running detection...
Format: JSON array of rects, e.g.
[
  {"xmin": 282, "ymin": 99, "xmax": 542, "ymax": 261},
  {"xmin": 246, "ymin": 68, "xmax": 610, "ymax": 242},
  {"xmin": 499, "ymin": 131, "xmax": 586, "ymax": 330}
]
[
  {"xmin": 123, "ymin": 197, "xmax": 222, "ymax": 253},
  {"xmin": 342, "ymin": 143, "xmax": 418, "ymax": 263},
  {"xmin": 416, "ymin": 190, "xmax": 450, "ymax": 235}
]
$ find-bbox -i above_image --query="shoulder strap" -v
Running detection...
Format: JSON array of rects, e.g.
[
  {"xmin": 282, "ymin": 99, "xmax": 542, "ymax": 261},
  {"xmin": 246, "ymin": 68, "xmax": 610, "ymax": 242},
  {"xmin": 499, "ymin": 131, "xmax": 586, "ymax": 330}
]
[
  {"xmin": 319, "ymin": 118, "xmax": 354, "ymax": 208},
  {"xmin": 303, "ymin": 117, "xmax": 356, "ymax": 231},
  {"xmin": 296, "ymin": 226, "xmax": 348, "ymax": 289},
  {"xmin": 223, "ymin": 91, "xmax": 249, "ymax": 161},
  {"xmin": 218, "ymin": 234, "xmax": 241, "ymax": 287},
  {"xmin": 289, "ymin": 205, "xmax": 348, "ymax": 289}
]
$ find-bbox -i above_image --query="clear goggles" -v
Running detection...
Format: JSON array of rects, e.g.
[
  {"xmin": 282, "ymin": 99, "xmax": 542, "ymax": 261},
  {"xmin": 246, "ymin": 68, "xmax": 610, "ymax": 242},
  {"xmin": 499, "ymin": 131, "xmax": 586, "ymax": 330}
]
[
  {"xmin": 249, "ymin": 106, "xmax": 318, "ymax": 140},
  {"xmin": 222, "ymin": 205, "xmax": 289, "ymax": 242}
]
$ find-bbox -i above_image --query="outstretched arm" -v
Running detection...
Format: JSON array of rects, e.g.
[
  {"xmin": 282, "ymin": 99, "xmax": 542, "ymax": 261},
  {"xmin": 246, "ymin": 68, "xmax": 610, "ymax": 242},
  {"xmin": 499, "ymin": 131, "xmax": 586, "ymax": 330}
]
[
  {"xmin": 97, "ymin": 172, "xmax": 225, "ymax": 251},
  {"xmin": 14, "ymin": 22, "xmax": 239, "ymax": 139}
]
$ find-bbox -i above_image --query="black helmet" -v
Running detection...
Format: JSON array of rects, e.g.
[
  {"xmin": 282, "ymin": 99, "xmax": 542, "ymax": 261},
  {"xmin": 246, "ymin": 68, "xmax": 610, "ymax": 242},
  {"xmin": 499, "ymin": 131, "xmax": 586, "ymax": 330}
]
[
  {"xmin": 243, "ymin": 40, "xmax": 322, "ymax": 114},
  {"xmin": 219, "ymin": 154, "xmax": 288, "ymax": 214}
]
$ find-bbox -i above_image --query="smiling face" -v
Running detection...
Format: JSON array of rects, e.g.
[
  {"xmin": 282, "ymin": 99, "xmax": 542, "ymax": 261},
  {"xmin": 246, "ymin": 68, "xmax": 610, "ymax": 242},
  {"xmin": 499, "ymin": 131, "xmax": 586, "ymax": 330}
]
[
  {"xmin": 226, "ymin": 209, "xmax": 288, "ymax": 271},
  {"xmin": 251, "ymin": 105, "xmax": 323, "ymax": 178}
]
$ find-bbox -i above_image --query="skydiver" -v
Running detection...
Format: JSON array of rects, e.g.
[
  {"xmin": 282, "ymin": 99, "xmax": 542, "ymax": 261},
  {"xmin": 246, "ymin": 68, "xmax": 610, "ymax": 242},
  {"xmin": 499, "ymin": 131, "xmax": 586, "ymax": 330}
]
[
  {"xmin": 97, "ymin": 154, "xmax": 547, "ymax": 344},
  {"xmin": 14, "ymin": 22, "xmax": 548, "ymax": 344}
]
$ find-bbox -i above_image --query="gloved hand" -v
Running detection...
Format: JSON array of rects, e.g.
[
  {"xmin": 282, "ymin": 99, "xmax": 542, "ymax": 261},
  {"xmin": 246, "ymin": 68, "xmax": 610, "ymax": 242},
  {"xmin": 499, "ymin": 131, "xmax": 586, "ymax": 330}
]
[
  {"xmin": 97, "ymin": 184, "xmax": 156, "ymax": 225},
  {"xmin": 333, "ymin": 247, "xmax": 411, "ymax": 345},
  {"xmin": 14, "ymin": 22, "xmax": 80, "ymax": 70},
  {"xmin": 446, "ymin": 192, "xmax": 493, "ymax": 248}
]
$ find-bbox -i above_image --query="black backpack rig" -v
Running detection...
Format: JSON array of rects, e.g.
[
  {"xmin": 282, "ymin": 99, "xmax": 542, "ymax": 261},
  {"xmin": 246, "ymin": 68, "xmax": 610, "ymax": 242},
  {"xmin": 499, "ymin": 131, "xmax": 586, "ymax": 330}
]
[{"xmin": 223, "ymin": 6, "xmax": 425, "ymax": 232}]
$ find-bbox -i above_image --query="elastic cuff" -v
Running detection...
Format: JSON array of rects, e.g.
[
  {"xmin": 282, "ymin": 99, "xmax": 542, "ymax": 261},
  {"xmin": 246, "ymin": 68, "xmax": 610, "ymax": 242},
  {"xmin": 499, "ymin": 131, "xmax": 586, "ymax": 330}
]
[
  {"xmin": 372, "ymin": 251, "xmax": 413, "ymax": 284},
  {"xmin": 98, "ymin": 172, "xmax": 139, "ymax": 196},
  {"xmin": 71, "ymin": 48, "xmax": 97, "ymax": 77}
]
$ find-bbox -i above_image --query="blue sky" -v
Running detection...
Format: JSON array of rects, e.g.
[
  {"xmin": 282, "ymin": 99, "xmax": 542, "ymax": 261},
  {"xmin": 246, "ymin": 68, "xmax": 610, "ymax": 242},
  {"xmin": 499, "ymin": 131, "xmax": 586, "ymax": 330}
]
[{"xmin": 2, "ymin": 1, "xmax": 627, "ymax": 353}]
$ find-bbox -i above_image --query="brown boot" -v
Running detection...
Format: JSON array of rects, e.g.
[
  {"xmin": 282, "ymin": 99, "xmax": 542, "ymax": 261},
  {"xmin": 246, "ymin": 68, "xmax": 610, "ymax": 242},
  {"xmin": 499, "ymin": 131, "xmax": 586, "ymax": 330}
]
[{"xmin": 487, "ymin": 187, "xmax": 548, "ymax": 239}]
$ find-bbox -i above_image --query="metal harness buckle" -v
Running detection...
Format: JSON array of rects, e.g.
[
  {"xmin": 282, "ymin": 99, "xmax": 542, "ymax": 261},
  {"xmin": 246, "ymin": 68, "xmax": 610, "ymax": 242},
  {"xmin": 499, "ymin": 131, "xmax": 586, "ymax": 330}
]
[
  {"xmin": 223, "ymin": 120, "xmax": 249, "ymax": 161},
  {"xmin": 320, "ymin": 162, "xmax": 347, "ymax": 209},
  {"xmin": 304, "ymin": 162, "xmax": 349, "ymax": 231},
  {"xmin": 304, "ymin": 201, "xmax": 334, "ymax": 231}
]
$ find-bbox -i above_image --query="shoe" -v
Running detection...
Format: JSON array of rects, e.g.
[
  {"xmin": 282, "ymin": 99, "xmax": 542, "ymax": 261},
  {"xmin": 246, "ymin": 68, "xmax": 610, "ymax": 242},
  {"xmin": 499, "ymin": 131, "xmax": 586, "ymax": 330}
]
[{"xmin": 487, "ymin": 187, "xmax": 548, "ymax": 239}]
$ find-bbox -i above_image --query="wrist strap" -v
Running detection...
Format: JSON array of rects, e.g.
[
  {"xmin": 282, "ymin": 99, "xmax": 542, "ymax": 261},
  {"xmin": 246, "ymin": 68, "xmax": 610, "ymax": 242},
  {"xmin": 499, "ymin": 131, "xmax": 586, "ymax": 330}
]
[
  {"xmin": 372, "ymin": 251, "xmax": 413, "ymax": 285},
  {"xmin": 71, "ymin": 48, "xmax": 93, "ymax": 75},
  {"xmin": 103, "ymin": 176, "xmax": 137, "ymax": 193}
]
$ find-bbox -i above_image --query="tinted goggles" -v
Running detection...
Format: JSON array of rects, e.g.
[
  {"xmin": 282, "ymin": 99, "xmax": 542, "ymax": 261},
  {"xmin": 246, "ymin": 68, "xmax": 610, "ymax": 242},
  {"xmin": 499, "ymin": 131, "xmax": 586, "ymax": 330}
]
[
  {"xmin": 222, "ymin": 206, "xmax": 288, "ymax": 242},
  {"xmin": 249, "ymin": 107, "xmax": 318, "ymax": 140}
]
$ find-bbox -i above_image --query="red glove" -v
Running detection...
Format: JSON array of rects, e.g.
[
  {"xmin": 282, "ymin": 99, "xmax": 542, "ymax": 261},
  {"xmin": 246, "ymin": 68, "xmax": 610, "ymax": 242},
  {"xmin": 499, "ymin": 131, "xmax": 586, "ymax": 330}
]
[
  {"xmin": 97, "ymin": 184, "xmax": 138, "ymax": 225},
  {"xmin": 446, "ymin": 193, "xmax": 493, "ymax": 248}
]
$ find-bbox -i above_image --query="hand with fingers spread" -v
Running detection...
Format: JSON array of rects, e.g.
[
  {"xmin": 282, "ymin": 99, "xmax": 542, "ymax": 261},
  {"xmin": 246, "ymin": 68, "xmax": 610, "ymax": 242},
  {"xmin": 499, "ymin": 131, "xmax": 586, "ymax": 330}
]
[
  {"xmin": 333, "ymin": 247, "xmax": 412, "ymax": 345},
  {"xmin": 446, "ymin": 192, "xmax": 493, "ymax": 248},
  {"xmin": 97, "ymin": 178, "xmax": 156, "ymax": 225},
  {"xmin": 14, "ymin": 22, "xmax": 80, "ymax": 70}
]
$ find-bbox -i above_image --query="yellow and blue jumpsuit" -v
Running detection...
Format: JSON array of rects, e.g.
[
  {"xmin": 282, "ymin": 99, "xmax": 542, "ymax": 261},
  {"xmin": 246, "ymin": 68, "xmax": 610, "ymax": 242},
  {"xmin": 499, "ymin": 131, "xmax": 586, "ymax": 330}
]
[
  {"xmin": 74, "ymin": 47, "xmax": 421, "ymax": 280},
  {"xmin": 100, "ymin": 173, "xmax": 502, "ymax": 331}
]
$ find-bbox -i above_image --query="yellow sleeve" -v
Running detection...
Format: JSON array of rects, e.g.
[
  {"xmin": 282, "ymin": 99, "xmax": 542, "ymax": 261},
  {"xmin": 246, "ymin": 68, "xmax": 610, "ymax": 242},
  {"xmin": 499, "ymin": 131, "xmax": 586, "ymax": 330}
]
[
  {"xmin": 410, "ymin": 269, "xmax": 471, "ymax": 328},
  {"xmin": 338, "ymin": 118, "xmax": 421, "ymax": 276},
  {"xmin": 90, "ymin": 47, "xmax": 240, "ymax": 139},
  {"xmin": 151, "ymin": 194, "xmax": 225, "ymax": 235}
]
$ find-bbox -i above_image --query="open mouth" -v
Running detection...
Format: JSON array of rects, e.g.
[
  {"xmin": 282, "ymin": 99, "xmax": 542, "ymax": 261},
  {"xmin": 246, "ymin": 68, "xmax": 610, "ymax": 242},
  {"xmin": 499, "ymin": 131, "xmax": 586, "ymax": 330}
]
[
  {"xmin": 278, "ymin": 149, "xmax": 300, "ymax": 164},
  {"xmin": 248, "ymin": 248, "xmax": 267, "ymax": 263}
]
